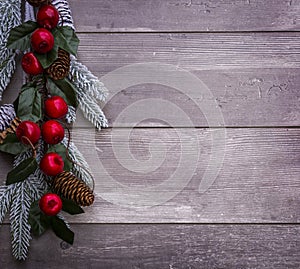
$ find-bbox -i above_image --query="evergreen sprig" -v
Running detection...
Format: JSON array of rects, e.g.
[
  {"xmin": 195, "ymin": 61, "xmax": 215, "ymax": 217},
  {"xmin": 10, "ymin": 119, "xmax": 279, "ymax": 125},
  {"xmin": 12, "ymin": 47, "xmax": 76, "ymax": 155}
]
[
  {"xmin": 0, "ymin": 0, "xmax": 21, "ymax": 100},
  {"xmin": 70, "ymin": 56, "xmax": 108, "ymax": 103},
  {"xmin": 62, "ymin": 138, "xmax": 94, "ymax": 188}
]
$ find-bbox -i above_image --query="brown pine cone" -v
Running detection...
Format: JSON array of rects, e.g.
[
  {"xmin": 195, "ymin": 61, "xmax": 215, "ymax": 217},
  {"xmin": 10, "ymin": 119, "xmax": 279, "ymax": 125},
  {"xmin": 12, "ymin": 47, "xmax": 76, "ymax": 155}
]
[
  {"xmin": 0, "ymin": 118, "xmax": 21, "ymax": 144},
  {"xmin": 46, "ymin": 49, "xmax": 71, "ymax": 80},
  {"xmin": 26, "ymin": 0, "xmax": 50, "ymax": 7},
  {"xmin": 52, "ymin": 171, "xmax": 95, "ymax": 207}
]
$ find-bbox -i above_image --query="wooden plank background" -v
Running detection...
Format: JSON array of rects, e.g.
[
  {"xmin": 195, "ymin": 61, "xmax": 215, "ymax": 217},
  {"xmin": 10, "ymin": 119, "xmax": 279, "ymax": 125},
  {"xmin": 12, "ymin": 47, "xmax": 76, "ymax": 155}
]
[{"xmin": 1, "ymin": 0, "xmax": 300, "ymax": 268}]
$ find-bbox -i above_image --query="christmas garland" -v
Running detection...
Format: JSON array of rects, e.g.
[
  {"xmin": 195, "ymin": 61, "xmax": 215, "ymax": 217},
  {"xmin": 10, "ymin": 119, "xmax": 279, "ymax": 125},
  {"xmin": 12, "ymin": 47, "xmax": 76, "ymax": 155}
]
[{"xmin": 0, "ymin": 0, "xmax": 107, "ymax": 260}]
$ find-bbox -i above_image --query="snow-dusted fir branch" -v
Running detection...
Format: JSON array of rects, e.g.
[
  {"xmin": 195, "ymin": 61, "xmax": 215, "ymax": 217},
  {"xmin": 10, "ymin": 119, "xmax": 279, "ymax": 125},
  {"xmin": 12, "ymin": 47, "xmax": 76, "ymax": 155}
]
[
  {"xmin": 52, "ymin": 0, "xmax": 75, "ymax": 30},
  {"xmin": 0, "ymin": 104, "xmax": 16, "ymax": 131},
  {"xmin": 10, "ymin": 182, "xmax": 33, "ymax": 260},
  {"xmin": 76, "ymin": 90, "xmax": 108, "ymax": 130},
  {"xmin": 0, "ymin": 54, "xmax": 16, "ymax": 100},
  {"xmin": 24, "ymin": 2, "xmax": 35, "ymax": 22},
  {"xmin": 61, "ymin": 138, "xmax": 94, "ymax": 188},
  {"xmin": 66, "ymin": 105, "xmax": 76, "ymax": 124},
  {"xmin": 0, "ymin": 186, "xmax": 14, "ymax": 223},
  {"xmin": 14, "ymin": 140, "xmax": 49, "ymax": 191},
  {"xmin": 0, "ymin": 0, "xmax": 21, "ymax": 100},
  {"xmin": 0, "ymin": 0, "xmax": 21, "ymax": 46},
  {"xmin": 69, "ymin": 56, "xmax": 108, "ymax": 102},
  {"xmin": 9, "ymin": 144, "xmax": 49, "ymax": 260}
]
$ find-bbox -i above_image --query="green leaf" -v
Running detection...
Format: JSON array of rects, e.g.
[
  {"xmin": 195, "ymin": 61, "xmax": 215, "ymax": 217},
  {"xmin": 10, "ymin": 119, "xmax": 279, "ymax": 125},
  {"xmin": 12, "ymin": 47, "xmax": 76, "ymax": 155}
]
[
  {"xmin": 17, "ymin": 85, "xmax": 43, "ymax": 122},
  {"xmin": 29, "ymin": 201, "xmax": 51, "ymax": 236},
  {"xmin": 13, "ymin": 96, "xmax": 19, "ymax": 112},
  {"xmin": 46, "ymin": 78, "xmax": 70, "ymax": 105},
  {"xmin": 34, "ymin": 43, "xmax": 59, "ymax": 68},
  {"xmin": 48, "ymin": 144, "xmax": 73, "ymax": 172},
  {"xmin": 7, "ymin": 21, "xmax": 38, "ymax": 50},
  {"xmin": 62, "ymin": 198, "xmax": 84, "ymax": 215},
  {"xmin": 0, "ymin": 133, "xmax": 27, "ymax": 155},
  {"xmin": 53, "ymin": 26, "xmax": 79, "ymax": 56},
  {"xmin": 6, "ymin": 157, "xmax": 38, "ymax": 185},
  {"xmin": 51, "ymin": 216, "xmax": 74, "ymax": 245},
  {"xmin": 49, "ymin": 78, "xmax": 77, "ymax": 107}
]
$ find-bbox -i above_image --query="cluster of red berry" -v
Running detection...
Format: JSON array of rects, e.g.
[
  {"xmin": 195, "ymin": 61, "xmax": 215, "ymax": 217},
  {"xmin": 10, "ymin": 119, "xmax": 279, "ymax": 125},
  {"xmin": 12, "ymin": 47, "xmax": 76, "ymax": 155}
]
[
  {"xmin": 16, "ymin": 4, "xmax": 69, "ymax": 216},
  {"xmin": 22, "ymin": 5, "xmax": 59, "ymax": 75},
  {"xmin": 16, "ymin": 96, "xmax": 68, "ymax": 215}
]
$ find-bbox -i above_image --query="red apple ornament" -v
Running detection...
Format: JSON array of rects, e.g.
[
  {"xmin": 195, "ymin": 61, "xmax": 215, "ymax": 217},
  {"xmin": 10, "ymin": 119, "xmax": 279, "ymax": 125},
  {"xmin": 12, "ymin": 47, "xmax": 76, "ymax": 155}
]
[
  {"xmin": 21, "ymin": 52, "xmax": 43, "ymax": 75},
  {"xmin": 31, "ymin": 28, "xmax": 54, "ymax": 54},
  {"xmin": 16, "ymin": 121, "xmax": 41, "ymax": 145},
  {"xmin": 44, "ymin": 96, "xmax": 68, "ymax": 119},
  {"xmin": 42, "ymin": 120, "xmax": 65, "ymax": 145},
  {"xmin": 40, "ymin": 152, "xmax": 64, "ymax": 176},
  {"xmin": 37, "ymin": 5, "xmax": 59, "ymax": 30},
  {"xmin": 39, "ymin": 193, "xmax": 62, "ymax": 216}
]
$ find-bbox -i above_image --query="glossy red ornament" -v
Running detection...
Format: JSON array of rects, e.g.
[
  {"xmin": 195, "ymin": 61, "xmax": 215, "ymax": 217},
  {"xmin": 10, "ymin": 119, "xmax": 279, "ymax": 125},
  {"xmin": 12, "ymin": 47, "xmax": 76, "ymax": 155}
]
[
  {"xmin": 37, "ymin": 5, "xmax": 59, "ymax": 30},
  {"xmin": 31, "ymin": 28, "xmax": 54, "ymax": 54},
  {"xmin": 39, "ymin": 193, "xmax": 62, "ymax": 216},
  {"xmin": 44, "ymin": 96, "xmax": 68, "ymax": 119},
  {"xmin": 16, "ymin": 121, "xmax": 41, "ymax": 145},
  {"xmin": 42, "ymin": 120, "xmax": 64, "ymax": 145},
  {"xmin": 21, "ymin": 52, "xmax": 43, "ymax": 75},
  {"xmin": 40, "ymin": 152, "xmax": 64, "ymax": 176}
]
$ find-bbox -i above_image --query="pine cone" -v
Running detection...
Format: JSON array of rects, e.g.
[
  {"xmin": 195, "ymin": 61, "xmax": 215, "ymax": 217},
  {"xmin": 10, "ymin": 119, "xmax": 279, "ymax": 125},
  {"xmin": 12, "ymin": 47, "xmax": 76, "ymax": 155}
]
[
  {"xmin": 46, "ymin": 49, "xmax": 70, "ymax": 80},
  {"xmin": 26, "ymin": 0, "xmax": 50, "ymax": 6},
  {"xmin": 52, "ymin": 171, "xmax": 94, "ymax": 206},
  {"xmin": 0, "ymin": 118, "xmax": 21, "ymax": 144}
]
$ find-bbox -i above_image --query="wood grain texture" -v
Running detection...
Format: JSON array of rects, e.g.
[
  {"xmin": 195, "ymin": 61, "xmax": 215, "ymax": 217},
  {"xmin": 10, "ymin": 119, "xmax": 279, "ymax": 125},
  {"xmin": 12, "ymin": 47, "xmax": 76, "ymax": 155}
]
[
  {"xmin": 100, "ymin": 68, "xmax": 300, "ymax": 127},
  {"xmin": 77, "ymin": 33, "xmax": 300, "ymax": 72},
  {"xmin": 68, "ymin": 0, "xmax": 300, "ymax": 32},
  {"xmin": 1, "ymin": 224, "xmax": 299, "ymax": 269},
  {"xmin": 1, "ymin": 128, "xmax": 299, "ymax": 223},
  {"xmin": 75, "ymin": 32, "xmax": 300, "ymax": 127}
]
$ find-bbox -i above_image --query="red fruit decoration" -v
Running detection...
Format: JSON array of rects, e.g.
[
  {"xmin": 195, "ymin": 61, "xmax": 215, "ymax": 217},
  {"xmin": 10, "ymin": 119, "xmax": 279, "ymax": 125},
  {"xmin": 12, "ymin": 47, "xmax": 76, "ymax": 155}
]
[
  {"xmin": 44, "ymin": 96, "xmax": 68, "ymax": 119},
  {"xmin": 40, "ymin": 152, "xmax": 64, "ymax": 176},
  {"xmin": 31, "ymin": 28, "xmax": 54, "ymax": 54},
  {"xmin": 21, "ymin": 52, "xmax": 43, "ymax": 75},
  {"xmin": 42, "ymin": 120, "xmax": 65, "ymax": 145},
  {"xmin": 37, "ymin": 5, "xmax": 60, "ymax": 30},
  {"xmin": 39, "ymin": 193, "xmax": 62, "ymax": 216},
  {"xmin": 16, "ymin": 121, "xmax": 41, "ymax": 145}
]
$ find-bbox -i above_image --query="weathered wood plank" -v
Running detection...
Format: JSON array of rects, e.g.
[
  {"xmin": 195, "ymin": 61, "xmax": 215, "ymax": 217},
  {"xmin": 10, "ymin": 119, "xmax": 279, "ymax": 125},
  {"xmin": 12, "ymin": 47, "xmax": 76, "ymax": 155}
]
[
  {"xmin": 1, "ymin": 128, "xmax": 299, "ymax": 223},
  {"xmin": 76, "ymin": 33, "xmax": 300, "ymax": 127},
  {"xmin": 77, "ymin": 33, "xmax": 300, "ymax": 72},
  {"xmin": 69, "ymin": 0, "xmax": 300, "ymax": 32},
  {"xmin": 1, "ymin": 224, "xmax": 299, "ymax": 268},
  {"xmin": 99, "ymin": 68, "xmax": 300, "ymax": 127},
  {"xmin": 3, "ymin": 34, "xmax": 300, "ymax": 127}
]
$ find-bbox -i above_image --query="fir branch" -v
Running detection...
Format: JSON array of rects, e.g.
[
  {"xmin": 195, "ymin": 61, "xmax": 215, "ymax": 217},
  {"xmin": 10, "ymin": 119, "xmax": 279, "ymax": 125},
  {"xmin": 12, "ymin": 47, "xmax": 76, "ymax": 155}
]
[
  {"xmin": 10, "ymin": 182, "xmax": 33, "ymax": 260},
  {"xmin": 13, "ymin": 140, "xmax": 49, "ymax": 191},
  {"xmin": 24, "ymin": 2, "xmax": 35, "ymax": 22},
  {"xmin": 9, "ymin": 146, "xmax": 49, "ymax": 260},
  {"xmin": 0, "ymin": 0, "xmax": 21, "ymax": 100},
  {"xmin": 66, "ymin": 105, "xmax": 76, "ymax": 124},
  {"xmin": 0, "ymin": 52, "xmax": 16, "ymax": 100},
  {"xmin": 61, "ymin": 138, "xmax": 94, "ymax": 188},
  {"xmin": 52, "ymin": 0, "xmax": 75, "ymax": 30},
  {"xmin": 70, "ymin": 56, "xmax": 108, "ymax": 102},
  {"xmin": 0, "ymin": 0, "xmax": 21, "ymax": 46},
  {"xmin": 76, "ymin": 90, "xmax": 108, "ymax": 130},
  {"xmin": 0, "ymin": 185, "xmax": 15, "ymax": 223},
  {"xmin": 0, "ymin": 104, "xmax": 16, "ymax": 131}
]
